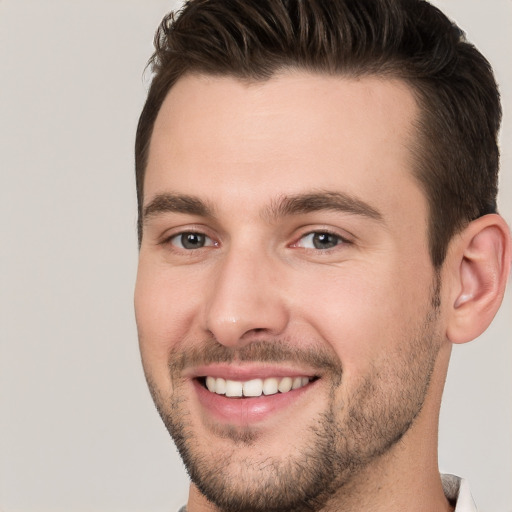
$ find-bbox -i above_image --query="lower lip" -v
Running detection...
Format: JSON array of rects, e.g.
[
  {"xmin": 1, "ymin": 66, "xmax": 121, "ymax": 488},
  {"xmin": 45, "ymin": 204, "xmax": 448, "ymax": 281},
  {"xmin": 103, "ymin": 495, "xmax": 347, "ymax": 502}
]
[{"xmin": 192, "ymin": 379, "xmax": 318, "ymax": 425}]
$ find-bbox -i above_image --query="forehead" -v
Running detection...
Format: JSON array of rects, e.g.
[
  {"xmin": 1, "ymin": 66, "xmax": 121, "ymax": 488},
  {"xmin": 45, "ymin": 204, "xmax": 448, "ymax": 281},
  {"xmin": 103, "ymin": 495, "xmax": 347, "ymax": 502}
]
[{"xmin": 145, "ymin": 71, "xmax": 425, "ymax": 221}]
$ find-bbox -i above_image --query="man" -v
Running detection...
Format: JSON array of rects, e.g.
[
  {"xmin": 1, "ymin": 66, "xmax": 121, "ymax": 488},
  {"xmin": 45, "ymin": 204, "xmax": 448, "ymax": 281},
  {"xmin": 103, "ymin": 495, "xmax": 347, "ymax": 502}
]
[{"xmin": 134, "ymin": 0, "xmax": 511, "ymax": 511}]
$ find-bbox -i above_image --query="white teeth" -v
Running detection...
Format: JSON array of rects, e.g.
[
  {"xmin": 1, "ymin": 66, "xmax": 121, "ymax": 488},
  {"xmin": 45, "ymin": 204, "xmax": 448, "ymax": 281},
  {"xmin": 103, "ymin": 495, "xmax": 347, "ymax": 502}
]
[
  {"xmin": 278, "ymin": 377, "xmax": 293, "ymax": 393},
  {"xmin": 215, "ymin": 377, "xmax": 227, "ymax": 395},
  {"xmin": 292, "ymin": 376, "xmax": 303, "ymax": 389},
  {"xmin": 243, "ymin": 379, "xmax": 263, "ymax": 397},
  {"xmin": 206, "ymin": 376, "xmax": 215, "ymax": 392},
  {"xmin": 204, "ymin": 376, "xmax": 312, "ymax": 397},
  {"xmin": 262, "ymin": 377, "xmax": 278, "ymax": 395},
  {"xmin": 225, "ymin": 380, "xmax": 243, "ymax": 397}
]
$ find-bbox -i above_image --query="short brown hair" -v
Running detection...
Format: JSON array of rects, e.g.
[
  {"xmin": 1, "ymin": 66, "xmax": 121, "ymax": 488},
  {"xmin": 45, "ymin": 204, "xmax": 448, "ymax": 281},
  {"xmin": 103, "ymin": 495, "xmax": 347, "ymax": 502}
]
[{"xmin": 135, "ymin": 0, "xmax": 501, "ymax": 267}]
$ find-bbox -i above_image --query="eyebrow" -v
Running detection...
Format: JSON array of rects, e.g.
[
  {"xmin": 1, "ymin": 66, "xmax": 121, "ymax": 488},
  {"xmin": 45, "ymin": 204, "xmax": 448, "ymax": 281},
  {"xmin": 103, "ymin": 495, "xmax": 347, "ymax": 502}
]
[
  {"xmin": 143, "ymin": 190, "xmax": 383, "ymax": 224},
  {"xmin": 264, "ymin": 191, "xmax": 383, "ymax": 223},
  {"xmin": 143, "ymin": 193, "xmax": 214, "ymax": 221}
]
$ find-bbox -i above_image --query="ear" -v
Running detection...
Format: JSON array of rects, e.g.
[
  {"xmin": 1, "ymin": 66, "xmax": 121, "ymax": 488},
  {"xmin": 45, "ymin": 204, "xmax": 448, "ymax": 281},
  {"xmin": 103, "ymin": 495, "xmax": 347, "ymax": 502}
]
[{"xmin": 445, "ymin": 214, "xmax": 511, "ymax": 344}]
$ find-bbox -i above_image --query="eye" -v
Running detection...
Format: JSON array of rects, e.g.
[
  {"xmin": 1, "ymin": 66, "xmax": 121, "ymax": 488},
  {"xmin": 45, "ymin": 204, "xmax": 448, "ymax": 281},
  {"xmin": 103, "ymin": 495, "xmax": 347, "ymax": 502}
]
[
  {"xmin": 169, "ymin": 232, "xmax": 216, "ymax": 250},
  {"xmin": 294, "ymin": 231, "xmax": 345, "ymax": 250}
]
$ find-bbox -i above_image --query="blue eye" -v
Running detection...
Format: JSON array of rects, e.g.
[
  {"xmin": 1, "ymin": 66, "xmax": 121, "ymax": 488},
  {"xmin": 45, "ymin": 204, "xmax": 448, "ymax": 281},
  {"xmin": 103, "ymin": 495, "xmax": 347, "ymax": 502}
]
[
  {"xmin": 297, "ymin": 232, "xmax": 343, "ymax": 250},
  {"xmin": 170, "ymin": 232, "xmax": 215, "ymax": 249}
]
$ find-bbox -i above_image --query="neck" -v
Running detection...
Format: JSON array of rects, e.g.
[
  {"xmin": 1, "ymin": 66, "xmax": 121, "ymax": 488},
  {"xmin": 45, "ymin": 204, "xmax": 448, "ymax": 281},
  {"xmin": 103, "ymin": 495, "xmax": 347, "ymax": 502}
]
[
  {"xmin": 317, "ymin": 423, "xmax": 452, "ymax": 512},
  {"xmin": 319, "ymin": 342, "xmax": 454, "ymax": 512}
]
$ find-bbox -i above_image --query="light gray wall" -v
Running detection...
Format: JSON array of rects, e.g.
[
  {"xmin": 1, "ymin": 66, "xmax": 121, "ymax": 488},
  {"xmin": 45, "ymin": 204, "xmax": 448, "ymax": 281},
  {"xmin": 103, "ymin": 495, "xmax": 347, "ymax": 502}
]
[{"xmin": 0, "ymin": 1, "xmax": 510, "ymax": 511}]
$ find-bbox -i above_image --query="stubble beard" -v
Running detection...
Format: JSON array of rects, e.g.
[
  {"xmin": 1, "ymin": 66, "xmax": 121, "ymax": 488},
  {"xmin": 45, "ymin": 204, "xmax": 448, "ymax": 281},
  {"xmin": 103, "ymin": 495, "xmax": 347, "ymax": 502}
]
[{"xmin": 145, "ymin": 288, "xmax": 442, "ymax": 512}]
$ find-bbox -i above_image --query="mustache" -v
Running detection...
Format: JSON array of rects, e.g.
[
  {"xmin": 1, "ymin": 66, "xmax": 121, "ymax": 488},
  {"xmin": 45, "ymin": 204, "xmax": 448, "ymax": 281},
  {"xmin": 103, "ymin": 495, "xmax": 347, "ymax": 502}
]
[{"xmin": 169, "ymin": 338, "xmax": 343, "ymax": 376}]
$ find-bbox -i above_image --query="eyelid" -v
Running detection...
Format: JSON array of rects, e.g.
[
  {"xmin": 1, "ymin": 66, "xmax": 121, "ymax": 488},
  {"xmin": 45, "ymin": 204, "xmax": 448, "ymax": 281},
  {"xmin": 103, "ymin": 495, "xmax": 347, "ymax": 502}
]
[
  {"xmin": 170, "ymin": 232, "xmax": 216, "ymax": 249},
  {"xmin": 158, "ymin": 225, "xmax": 219, "ymax": 249},
  {"xmin": 290, "ymin": 228, "xmax": 353, "ymax": 250}
]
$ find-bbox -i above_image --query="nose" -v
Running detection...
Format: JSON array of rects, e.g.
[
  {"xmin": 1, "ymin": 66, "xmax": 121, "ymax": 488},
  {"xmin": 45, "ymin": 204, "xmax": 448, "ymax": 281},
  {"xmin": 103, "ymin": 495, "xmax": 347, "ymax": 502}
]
[{"xmin": 202, "ymin": 247, "xmax": 289, "ymax": 347}]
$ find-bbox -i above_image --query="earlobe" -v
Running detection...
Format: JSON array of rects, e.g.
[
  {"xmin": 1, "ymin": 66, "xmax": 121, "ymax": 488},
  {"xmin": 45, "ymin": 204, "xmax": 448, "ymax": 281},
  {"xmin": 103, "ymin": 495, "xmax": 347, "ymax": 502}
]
[{"xmin": 446, "ymin": 214, "xmax": 511, "ymax": 344}]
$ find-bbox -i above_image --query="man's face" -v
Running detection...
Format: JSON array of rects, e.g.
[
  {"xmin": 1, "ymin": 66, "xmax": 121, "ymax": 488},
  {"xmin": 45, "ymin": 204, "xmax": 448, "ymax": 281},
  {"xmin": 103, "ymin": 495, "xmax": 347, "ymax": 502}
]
[{"xmin": 135, "ymin": 72, "xmax": 444, "ymax": 511}]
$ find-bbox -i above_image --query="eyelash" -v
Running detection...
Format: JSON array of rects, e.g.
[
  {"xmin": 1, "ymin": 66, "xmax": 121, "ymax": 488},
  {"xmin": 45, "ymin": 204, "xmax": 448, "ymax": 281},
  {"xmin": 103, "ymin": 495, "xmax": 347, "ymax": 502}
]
[
  {"xmin": 162, "ymin": 229, "xmax": 351, "ymax": 252},
  {"xmin": 164, "ymin": 231, "xmax": 217, "ymax": 250},
  {"xmin": 290, "ymin": 230, "xmax": 351, "ymax": 251}
]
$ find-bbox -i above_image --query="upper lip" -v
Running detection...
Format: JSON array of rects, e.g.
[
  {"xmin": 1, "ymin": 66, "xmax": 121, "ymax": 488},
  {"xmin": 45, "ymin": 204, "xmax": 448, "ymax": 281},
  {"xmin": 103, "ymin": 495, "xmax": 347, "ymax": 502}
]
[{"xmin": 183, "ymin": 363, "xmax": 319, "ymax": 381}]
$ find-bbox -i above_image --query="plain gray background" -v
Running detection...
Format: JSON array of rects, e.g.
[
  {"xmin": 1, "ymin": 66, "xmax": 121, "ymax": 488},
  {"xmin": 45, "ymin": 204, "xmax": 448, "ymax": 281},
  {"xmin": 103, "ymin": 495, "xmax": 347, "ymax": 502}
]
[{"xmin": 0, "ymin": 1, "xmax": 510, "ymax": 511}]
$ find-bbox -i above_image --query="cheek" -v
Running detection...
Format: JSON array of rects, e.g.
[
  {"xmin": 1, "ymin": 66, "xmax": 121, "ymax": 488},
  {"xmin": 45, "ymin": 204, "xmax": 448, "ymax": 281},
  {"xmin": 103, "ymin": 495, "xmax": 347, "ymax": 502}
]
[
  {"xmin": 134, "ymin": 261, "xmax": 202, "ymax": 376},
  {"xmin": 290, "ymin": 261, "xmax": 433, "ymax": 370}
]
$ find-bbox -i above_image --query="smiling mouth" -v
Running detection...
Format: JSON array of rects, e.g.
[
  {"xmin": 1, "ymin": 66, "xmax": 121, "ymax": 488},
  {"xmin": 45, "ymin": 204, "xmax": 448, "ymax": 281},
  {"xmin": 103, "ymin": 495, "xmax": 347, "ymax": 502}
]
[{"xmin": 198, "ymin": 376, "xmax": 318, "ymax": 398}]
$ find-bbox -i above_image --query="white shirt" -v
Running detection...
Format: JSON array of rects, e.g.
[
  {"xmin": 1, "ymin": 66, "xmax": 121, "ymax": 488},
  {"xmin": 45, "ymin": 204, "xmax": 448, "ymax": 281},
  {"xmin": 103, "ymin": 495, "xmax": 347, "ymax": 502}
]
[{"xmin": 442, "ymin": 473, "xmax": 478, "ymax": 511}]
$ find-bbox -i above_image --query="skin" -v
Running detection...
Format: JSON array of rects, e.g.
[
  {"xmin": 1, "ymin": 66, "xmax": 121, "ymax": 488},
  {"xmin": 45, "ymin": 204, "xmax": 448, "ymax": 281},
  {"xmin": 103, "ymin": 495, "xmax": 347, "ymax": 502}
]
[{"xmin": 135, "ymin": 72, "xmax": 510, "ymax": 511}]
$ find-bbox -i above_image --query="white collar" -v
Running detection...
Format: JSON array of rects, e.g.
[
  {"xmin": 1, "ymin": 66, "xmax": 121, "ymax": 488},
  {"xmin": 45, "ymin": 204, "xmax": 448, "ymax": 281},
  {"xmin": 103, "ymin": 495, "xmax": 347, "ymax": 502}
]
[{"xmin": 442, "ymin": 474, "xmax": 478, "ymax": 511}]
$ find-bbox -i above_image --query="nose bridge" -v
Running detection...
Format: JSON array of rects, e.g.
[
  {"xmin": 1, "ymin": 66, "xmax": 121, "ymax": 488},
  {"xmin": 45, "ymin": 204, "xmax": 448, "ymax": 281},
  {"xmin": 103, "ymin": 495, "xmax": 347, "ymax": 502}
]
[{"xmin": 203, "ymin": 241, "xmax": 288, "ymax": 346}]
